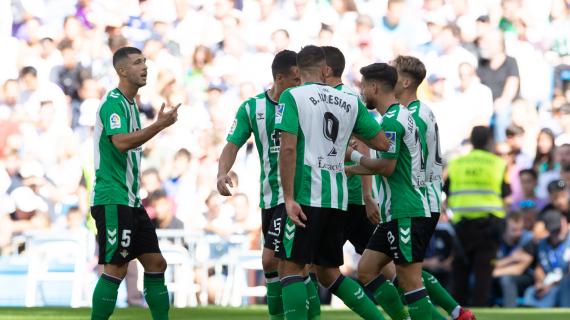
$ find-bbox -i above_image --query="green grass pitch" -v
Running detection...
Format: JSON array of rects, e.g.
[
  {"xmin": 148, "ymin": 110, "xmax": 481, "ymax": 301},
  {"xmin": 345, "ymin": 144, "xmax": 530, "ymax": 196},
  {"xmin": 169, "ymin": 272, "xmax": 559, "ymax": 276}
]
[{"xmin": 1, "ymin": 307, "xmax": 569, "ymax": 319}]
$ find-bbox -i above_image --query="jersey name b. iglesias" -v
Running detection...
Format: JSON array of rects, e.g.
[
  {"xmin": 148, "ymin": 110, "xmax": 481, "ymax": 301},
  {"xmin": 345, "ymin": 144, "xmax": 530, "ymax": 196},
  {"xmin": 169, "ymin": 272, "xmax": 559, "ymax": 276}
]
[{"xmin": 275, "ymin": 82, "xmax": 381, "ymax": 211}]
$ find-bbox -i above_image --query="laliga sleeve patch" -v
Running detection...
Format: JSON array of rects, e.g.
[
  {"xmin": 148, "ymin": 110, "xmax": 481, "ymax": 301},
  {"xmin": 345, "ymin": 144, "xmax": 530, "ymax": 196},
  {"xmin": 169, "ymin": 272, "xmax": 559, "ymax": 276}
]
[
  {"xmin": 110, "ymin": 113, "xmax": 121, "ymax": 129},
  {"xmin": 385, "ymin": 131, "xmax": 397, "ymax": 153},
  {"xmin": 275, "ymin": 103, "xmax": 285, "ymax": 124}
]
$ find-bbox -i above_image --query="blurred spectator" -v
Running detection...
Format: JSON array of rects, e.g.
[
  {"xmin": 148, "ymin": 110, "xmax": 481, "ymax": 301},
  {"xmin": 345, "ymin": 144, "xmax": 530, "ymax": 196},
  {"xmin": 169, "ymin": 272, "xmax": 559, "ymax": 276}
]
[
  {"xmin": 451, "ymin": 61, "xmax": 494, "ymax": 133},
  {"xmin": 18, "ymin": 66, "xmax": 68, "ymax": 127},
  {"xmin": 533, "ymin": 128, "xmax": 558, "ymax": 174},
  {"xmin": 537, "ymin": 143, "xmax": 570, "ymax": 199},
  {"xmin": 492, "ymin": 211, "xmax": 534, "ymax": 307},
  {"xmin": 148, "ymin": 190, "xmax": 183, "ymax": 230},
  {"xmin": 1, "ymin": 186, "xmax": 50, "ymax": 248},
  {"xmin": 505, "ymin": 125, "xmax": 533, "ymax": 170},
  {"xmin": 511, "ymin": 169, "xmax": 547, "ymax": 212},
  {"xmin": 523, "ymin": 210, "xmax": 570, "ymax": 307},
  {"xmin": 542, "ymin": 180, "xmax": 570, "ymax": 222},
  {"xmin": 476, "ymin": 29, "xmax": 520, "ymax": 142}
]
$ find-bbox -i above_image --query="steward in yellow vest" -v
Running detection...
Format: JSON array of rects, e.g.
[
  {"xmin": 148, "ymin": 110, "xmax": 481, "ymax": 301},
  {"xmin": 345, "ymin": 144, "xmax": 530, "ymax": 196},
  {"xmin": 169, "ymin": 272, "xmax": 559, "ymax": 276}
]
[{"xmin": 444, "ymin": 126, "xmax": 510, "ymax": 307}]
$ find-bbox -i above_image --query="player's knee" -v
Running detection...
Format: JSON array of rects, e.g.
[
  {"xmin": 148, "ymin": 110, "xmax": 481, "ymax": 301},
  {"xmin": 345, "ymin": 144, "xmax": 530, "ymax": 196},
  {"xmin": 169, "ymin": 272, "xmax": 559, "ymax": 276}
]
[
  {"xmin": 314, "ymin": 266, "xmax": 339, "ymax": 288},
  {"xmin": 144, "ymin": 256, "xmax": 167, "ymax": 273},
  {"xmin": 357, "ymin": 262, "xmax": 376, "ymax": 284},
  {"xmin": 104, "ymin": 263, "xmax": 128, "ymax": 279},
  {"xmin": 261, "ymin": 255, "xmax": 278, "ymax": 273}
]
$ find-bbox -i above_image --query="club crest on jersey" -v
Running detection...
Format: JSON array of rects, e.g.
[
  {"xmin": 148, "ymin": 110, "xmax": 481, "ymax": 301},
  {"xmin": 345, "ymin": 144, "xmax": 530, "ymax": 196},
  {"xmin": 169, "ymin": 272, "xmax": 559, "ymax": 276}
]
[
  {"xmin": 275, "ymin": 103, "xmax": 285, "ymax": 124},
  {"xmin": 385, "ymin": 131, "xmax": 397, "ymax": 153},
  {"xmin": 385, "ymin": 110, "xmax": 397, "ymax": 118},
  {"xmin": 110, "ymin": 113, "xmax": 121, "ymax": 129},
  {"xmin": 229, "ymin": 119, "xmax": 237, "ymax": 135}
]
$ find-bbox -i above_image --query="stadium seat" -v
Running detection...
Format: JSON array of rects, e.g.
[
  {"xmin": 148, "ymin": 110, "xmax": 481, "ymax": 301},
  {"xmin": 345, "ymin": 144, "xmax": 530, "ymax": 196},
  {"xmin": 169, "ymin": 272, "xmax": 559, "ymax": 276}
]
[
  {"xmin": 222, "ymin": 249, "xmax": 264, "ymax": 307},
  {"xmin": 23, "ymin": 231, "xmax": 91, "ymax": 307}
]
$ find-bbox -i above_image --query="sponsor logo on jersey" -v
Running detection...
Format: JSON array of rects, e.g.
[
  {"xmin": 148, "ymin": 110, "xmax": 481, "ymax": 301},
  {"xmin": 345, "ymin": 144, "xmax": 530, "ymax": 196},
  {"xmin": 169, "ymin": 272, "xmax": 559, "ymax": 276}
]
[
  {"xmin": 256, "ymin": 112, "xmax": 265, "ymax": 120},
  {"xmin": 229, "ymin": 119, "xmax": 237, "ymax": 135},
  {"xmin": 317, "ymin": 157, "xmax": 343, "ymax": 172},
  {"xmin": 275, "ymin": 103, "xmax": 285, "ymax": 124},
  {"xmin": 385, "ymin": 131, "xmax": 397, "ymax": 153},
  {"xmin": 110, "ymin": 113, "xmax": 121, "ymax": 129}
]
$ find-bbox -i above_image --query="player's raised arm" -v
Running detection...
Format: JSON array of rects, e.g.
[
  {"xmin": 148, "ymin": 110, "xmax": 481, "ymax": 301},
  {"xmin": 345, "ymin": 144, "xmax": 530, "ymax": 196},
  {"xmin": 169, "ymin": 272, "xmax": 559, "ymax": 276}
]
[{"xmin": 111, "ymin": 102, "xmax": 180, "ymax": 153}]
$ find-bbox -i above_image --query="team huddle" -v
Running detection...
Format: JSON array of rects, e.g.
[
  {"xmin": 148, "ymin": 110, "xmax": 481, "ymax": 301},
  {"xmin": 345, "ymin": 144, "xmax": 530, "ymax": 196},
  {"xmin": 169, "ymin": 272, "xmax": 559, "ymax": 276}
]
[
  {"xmin": 89, "ymin": 45, "xmax": 475, "ymax": 320},
  {"xmin": 217, "ymin": 46, "xmax": 476, "ymax": 320}
]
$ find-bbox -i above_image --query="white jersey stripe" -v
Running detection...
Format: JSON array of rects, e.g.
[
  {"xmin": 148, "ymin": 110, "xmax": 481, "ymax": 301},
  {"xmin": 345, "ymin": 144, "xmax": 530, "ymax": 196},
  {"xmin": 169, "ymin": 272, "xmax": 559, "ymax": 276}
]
[{"xmin": 255, "ymin": 99, "xmax": 273, "ymax": 207}]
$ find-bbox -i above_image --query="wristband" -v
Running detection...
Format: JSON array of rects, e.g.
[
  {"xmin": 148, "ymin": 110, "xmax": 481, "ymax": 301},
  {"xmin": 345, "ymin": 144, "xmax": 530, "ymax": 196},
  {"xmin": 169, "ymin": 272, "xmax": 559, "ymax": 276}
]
[{"xmin": 350, "ymin": 151, "xmax": 364, "ymax": 164}]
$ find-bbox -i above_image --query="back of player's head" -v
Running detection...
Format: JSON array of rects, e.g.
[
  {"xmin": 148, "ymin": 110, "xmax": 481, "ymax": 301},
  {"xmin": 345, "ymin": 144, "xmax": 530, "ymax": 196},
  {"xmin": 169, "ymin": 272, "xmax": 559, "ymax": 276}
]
[
  {"xmin": 321, "ymin": 46, "xmax": 345, "ymax": 78},
  {"xmin": 391, "ymin": 55, "xmax": 426, "ymax": 88},
  {"xmin": 296, "ymin": 45, "xmax": 326, "ymax": 72},
  {"xmin": 19, "ymin": 66, "xmax": 38, "ymax": 79},
  {"xmin": 470, "ymin": 126, "xmax": 493, "ymax": 150},
  {"xmin": 271, "ymin": 50, "xmax": 298, "ymax": 80},
  {"xmin": 360, "ymin": 63, "xmax": 398, "ymax": 91},
  {"xmin": 112, "ymin": 46, "xmax": 142, "ymax": 70}
]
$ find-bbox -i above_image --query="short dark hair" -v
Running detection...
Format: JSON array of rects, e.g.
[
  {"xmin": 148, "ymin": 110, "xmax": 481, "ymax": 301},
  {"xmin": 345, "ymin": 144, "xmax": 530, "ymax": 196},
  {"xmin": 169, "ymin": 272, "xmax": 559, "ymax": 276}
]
[
  {"xmin": 519, "ymin": 168, "xmax": 538, "ymax": 180},
  {"xmin": 148, "ymin": 189, "xmax": 168, "ymax": 204},
  {"xmin": 359, "ymin": 63, "xmax": 398, "ymax": 91},
  {"xmin": 296, "ymin": 45, "xmax": 326, "ymax": 72},
  {"xmin": 470, "ymin": 126, "xmax": 493, "ymax": 149},
  {"xmin": 392, "ymin": 55, "xmax": 427, "ymax": 87},
  {"xmin": 506, "ymin": 210, "xmax": 524, "ymax": 222},
  {"xmin": 321, "ymin": 46, "xmax": 345, "ymax": 77},
  {"xmin": 19, "ymin": 66, "xmax": 38, "ymax": 78},
  {"xmin": 112, "ymin": 46, "xmax": 142, "ymax": 69},
  {"xmin": 271, "ymin": 50, "xmax": 297, "ymax": 80},
  {"xmin": 175, "ymin": 148, "xmax": 191, "ymax": 160},
  {"xmin": 506, "ymin": 125, "xmax": 524, "ymax": 137}
]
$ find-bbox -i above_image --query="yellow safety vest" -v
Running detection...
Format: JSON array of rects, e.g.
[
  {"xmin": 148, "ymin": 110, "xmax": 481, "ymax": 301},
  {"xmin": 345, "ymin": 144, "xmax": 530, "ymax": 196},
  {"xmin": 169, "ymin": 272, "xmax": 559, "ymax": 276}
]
[{"xmin": 448, "ymin": 149, "xmax": 507, "ymax": 223}]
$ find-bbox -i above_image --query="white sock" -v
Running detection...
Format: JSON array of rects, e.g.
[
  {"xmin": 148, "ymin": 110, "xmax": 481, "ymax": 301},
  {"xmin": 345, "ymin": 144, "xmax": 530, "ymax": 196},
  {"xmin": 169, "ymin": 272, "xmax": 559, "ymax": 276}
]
[{"xmin": 451, "ymin": 305, "xmax": 461, "ymax": 319}]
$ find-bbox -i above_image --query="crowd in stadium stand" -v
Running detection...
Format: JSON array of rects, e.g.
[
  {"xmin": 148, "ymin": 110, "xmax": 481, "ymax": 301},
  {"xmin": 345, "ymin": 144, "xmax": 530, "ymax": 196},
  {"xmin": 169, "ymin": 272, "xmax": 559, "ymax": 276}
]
[{"xmin": 0, "ymin": 0, "xmax": 570, "ymax": 308}]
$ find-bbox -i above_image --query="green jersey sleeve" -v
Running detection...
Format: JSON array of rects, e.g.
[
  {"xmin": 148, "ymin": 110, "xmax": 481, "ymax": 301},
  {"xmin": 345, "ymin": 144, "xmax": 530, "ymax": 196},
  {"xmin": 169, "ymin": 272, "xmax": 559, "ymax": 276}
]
[
  {"xmin": 100, "ymin": 100, "xmax": 128, "ymax": 136},
  {"xmin": 352, "ymin": 100, "xmax": 381, "ymax": 140},
  {"xmin": 379, "ymin": 117, "xmax": 402, "ymax": 159},
  {"xmin": 226, "ymin": 101, "xmax": 252, "ymax": 147},
  {"xmin": 275, "ymin": 89, "xmax": 299, "ymax": 135}
]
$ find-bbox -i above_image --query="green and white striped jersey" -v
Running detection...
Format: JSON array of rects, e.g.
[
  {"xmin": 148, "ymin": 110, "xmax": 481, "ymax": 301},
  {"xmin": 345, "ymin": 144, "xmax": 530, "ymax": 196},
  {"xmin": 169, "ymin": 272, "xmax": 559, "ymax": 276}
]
[
  {"xmin": 276, "ymin": 82, "xmax": 381, "ymax": 211},
  {"xmin": 226, "ymin": 91, "xmax": 283, "ymax": 209},
  {"xmin": 335, "ymin": 83, "xmax": 364, "ymax": 206},
  {"xmin": 407, "ymin": 100, "xmax": 443, "ymax": 213},
  {"xmin": 374, "ymin": 103, "xmax": 430, "ymax": 222},
  {"xmin": 92, "ymin": 88, "xmax": 142, "ymax": 207}
]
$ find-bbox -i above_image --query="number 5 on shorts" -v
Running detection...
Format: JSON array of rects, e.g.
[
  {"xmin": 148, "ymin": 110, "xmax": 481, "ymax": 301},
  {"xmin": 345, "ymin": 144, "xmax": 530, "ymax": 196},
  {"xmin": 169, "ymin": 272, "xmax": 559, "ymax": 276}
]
[{"xmin": 121, "ymin": 229, "xmax": 131, "ymax": 247}]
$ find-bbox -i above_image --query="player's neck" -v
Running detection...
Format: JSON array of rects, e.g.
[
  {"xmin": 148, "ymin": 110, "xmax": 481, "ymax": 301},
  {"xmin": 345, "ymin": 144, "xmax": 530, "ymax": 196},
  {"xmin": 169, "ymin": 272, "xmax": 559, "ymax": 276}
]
[
  {"xmin": 376, "ymin": 97, "xmax": 398, "ymax": 115},
  {"xmin": 301, "ymin": 73, "xmax": 324, "ymax": 84},
  {"xmin": 117, "ymin": 82, "xmax": 138, "ymax": 103},
  {"xmin": 398, "ymin": 91, "xmax": 418, "ymax": 107},
  {"xmin": 327, "ymin": 78, "xmax": 342, "ymax": 87},
  {"xmin": 267, "ymin": 86, "xmax": 280, "ymax": 102}
]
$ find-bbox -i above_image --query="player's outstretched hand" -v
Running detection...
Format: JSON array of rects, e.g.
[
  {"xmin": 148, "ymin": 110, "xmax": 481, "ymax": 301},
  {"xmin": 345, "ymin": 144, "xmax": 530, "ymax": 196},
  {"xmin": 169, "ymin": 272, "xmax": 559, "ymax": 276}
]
[
  {"xmin": 285, "ymin": 200, "xmax": 307, "ymax": 228},
  {"xmin": 156, "ymin": 102, "xmax": 181, "ymax": 128},
  {"xmin": 217, "ymin": 174, "xmax": 233, "ymax": 196},
  {"xmin": 364, "ymin": 196, "xmax": 380, "ymax": 225}
]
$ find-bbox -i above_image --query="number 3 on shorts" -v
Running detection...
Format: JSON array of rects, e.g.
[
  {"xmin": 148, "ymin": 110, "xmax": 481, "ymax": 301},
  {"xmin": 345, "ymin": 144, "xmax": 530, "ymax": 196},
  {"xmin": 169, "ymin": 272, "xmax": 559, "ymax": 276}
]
[{"xmin": 121, "ymin": 229, "xmax": 131, "ymax": 247}]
